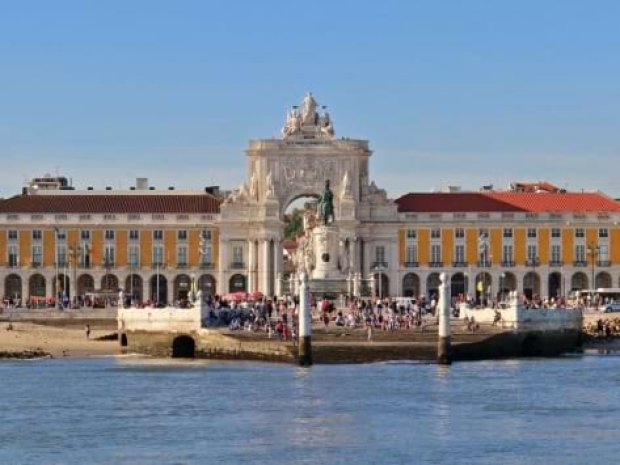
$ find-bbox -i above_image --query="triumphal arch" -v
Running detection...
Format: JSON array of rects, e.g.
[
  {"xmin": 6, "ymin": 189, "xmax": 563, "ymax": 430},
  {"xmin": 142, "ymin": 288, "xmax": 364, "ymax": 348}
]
[{"xmin": 219, "ymin": 93, "xmax": 398, "ymax": 296}]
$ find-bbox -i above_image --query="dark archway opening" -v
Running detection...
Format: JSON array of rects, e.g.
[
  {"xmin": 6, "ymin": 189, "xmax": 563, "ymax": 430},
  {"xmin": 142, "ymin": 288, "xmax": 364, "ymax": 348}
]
[
  {"xmin": 150, "ymin": 275, "xmax": 168, "ymax": 305},
  {"xmin": 450, "ymin": 272, "xmax": 466, "ymax": 299},
  {"xmin": 5, "ymin": 274, "xmax": 22, "ymax": 300},
  {"xmin": 402, "ymin": 273, "xmax": 420, "ymax": 297},
  {"xmin": 172, "ymin": 335, "xmax": 195, "ymax": 358},
  {"xmin": 229, "ymin": 274, "xmax": 247, "ymax": 293},
  {"xmin": 548, "ymin": 272, "xmax": 562, "ymax": 299},
  {"xmin": 120, "ymin": 333, "xmax": 128, "ymax": 347},
  {"xmin": 427, "ymin": 273, "xmax": 441, "ymax": 300},
  {"xmin": 374, "ymin": 273, "xmax": 389, "ymax": 298}
]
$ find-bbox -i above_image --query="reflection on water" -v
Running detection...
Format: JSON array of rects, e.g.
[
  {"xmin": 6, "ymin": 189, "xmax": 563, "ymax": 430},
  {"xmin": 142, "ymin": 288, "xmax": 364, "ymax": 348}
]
[{"xmin": 1, "ymin": 355, "xmax": 620, "ymax": 465}]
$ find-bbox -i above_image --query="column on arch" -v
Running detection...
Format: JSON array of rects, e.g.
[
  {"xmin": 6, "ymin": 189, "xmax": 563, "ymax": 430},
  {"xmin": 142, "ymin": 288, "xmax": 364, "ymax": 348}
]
[
  {"xmin": 261, "ymin": 239, "xmax": 271, "ymax": 296},
  {"xmin": 274, "ymin": 237, "xmax": 282, "ymax": 297},
  {"xmin": 247, "ymin": 239, "xmax": 255, "ymax": 293}
]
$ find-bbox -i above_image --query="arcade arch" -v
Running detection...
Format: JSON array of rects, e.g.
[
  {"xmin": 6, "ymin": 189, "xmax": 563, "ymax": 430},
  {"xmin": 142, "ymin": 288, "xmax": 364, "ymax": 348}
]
[
  {"xmin": 229, "ymin": 274, "xmax": 247, "ymax": 293},
  {"xmin": 198, "ymin": 274, "xmax": 216, "ymax": 297},
  {"xmin": 150, "ymin": 275, "xmax": 168, "ymax": 304},
  {"xmin": 571, "ymin": 272, "xmax": 588, "ymax": 291},
  {"xmin": 101, "ymin": 274, "xmax": 119, "ymax": 292},
  {"xmin": 28, "ymin": 274, "xmax": 46, "ymax": 298},
  {"xmin": 426, "ymin": 273, "xmax": 441, "ymax": 299},
  {"xmin": 548, "ymin": 272, "xmax": 562, "ymax": 299},
  {"xmin": 53, "ymin": 274, "xmax": 70, "ymax": 299},
  {"xmin": 475, "ymin": 272, "xmax": 493, "ymax": 302},
  {"xmin": 373, "ymin": 273, "xmax": 389, "ymax": 298},
  {"xmin": 595, "ymin": 271, "xmax": 612, "ymax": 289},
  {"xmin": 174, "ymin": 274, "xmax": 191, "ymax": 301},
  {"xmin": 450, "ymin": 272, "xmax": 466, "ymax": 299},
  {"xmin": 125, "ymin": 274, "xmax": 143, "ymax": 303},
  {"xmin": 402, "ymin": 273, "xmax": 420, "ymax": 297},
  {"xmin": 77, "ymin": 274, "xmax": 95, "ymax": 296},
  {"xmin": 523, "ymin": 272, "xmax": 541, "ymax": 299}
]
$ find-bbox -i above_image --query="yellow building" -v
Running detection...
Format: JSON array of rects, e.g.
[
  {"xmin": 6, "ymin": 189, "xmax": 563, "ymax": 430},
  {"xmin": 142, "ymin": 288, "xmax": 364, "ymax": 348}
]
[{"xmin": 395, "ymin": 189, "xmax": 620, "ymax": 300}]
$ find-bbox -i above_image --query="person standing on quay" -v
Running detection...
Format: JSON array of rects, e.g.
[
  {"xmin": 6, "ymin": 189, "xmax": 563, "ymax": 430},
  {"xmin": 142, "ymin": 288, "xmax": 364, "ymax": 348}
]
[{"xmin": 85, "ymin": 324, "xmax": 91, "ymax": 339}]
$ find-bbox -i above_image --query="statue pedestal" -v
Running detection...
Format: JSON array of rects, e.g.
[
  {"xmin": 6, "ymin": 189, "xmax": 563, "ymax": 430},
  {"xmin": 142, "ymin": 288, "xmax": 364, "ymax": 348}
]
[{"xmin": 311, "ymin": 225, "xmax": 340, "ymax": 280}]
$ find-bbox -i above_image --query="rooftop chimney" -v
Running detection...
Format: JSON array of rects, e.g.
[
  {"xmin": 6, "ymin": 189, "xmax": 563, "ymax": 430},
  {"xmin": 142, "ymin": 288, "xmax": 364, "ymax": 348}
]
[{"xmin": 136, "ymin": 178, "xmax": 149, "ymax": 190}]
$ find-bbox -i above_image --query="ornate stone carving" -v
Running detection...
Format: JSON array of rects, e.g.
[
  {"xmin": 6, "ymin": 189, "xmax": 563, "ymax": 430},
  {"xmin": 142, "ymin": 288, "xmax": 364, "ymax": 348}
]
[
  {"xmin": 366, "ymin": 181, "xmax": 390, "ymax": 205},
  {"xmin": 340, "ymin": 170, "xmax": 351, "ymax": 198},
  {"xmin": 301, "ymin": 92, "xmax": 318, "ymax": 126},
  {"xmin": 249, "ymin": 171, "xmax": 259, "ymax": 202},
  {"xmin": 223, "ymin": 182, "xmax": 250, "ymax": 205},
  {"xmin": 280, "ymin": 158, "xmax": 338, "ymax": 187},
  {"xmin": 265, "ymin": 170, "xmax": 276, "ymax": 199},
  {"xmin": 281, "ymin": 92, "xmax": 335, "ymax": 139}
]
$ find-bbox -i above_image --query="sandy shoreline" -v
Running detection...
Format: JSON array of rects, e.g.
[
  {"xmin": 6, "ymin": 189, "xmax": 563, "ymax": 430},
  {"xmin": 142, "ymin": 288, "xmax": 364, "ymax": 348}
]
[{"xmin": 0, "ymin": 322, "xmax": 119, "ymax": 358}]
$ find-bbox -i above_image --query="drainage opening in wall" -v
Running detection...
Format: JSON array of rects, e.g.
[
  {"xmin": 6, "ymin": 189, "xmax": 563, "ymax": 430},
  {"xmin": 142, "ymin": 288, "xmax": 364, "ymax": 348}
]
[{"xmin": 172, "ymin": 335, "xmax": 196, "ymax": 358}]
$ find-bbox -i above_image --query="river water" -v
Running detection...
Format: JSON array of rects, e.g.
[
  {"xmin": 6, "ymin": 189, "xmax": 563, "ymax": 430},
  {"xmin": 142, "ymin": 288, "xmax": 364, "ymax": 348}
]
[{"xmin": 1, "ymin": 354, "xmax": 619, "ymax": 465}]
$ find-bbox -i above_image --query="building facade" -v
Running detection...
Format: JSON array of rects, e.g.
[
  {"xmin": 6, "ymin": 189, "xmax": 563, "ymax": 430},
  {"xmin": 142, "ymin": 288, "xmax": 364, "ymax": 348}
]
[{"xmin": 1, "ymin": 93, "xmax": 619, "ymax": 304}]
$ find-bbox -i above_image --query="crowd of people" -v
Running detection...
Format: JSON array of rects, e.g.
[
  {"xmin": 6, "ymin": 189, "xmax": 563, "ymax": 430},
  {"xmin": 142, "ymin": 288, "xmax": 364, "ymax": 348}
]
[
  {"xmin": 199, "ymin": 293, "xmax": 449, "ymax": 342},
  {"xmin": 585, "ymin": 318, "xmax": 620, "ymax": 339}
]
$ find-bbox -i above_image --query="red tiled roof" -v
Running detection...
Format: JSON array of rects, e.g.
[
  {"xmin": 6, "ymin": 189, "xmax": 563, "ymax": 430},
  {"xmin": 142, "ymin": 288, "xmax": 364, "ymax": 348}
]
[
  {"xmin": 0, "ymin": 194, "xmax": 221, "ymax": 214},
  {"xmin": 396, "ymin": 192, "xmax": 620, "ymax": 213}
]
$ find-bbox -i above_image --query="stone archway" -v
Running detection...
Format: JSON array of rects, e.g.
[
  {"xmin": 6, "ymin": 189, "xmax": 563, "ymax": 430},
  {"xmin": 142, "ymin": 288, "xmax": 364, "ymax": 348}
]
[
  {"xmin": 595, "ymin": 271, "xmax": 612, "ymax": 289},
  {"xmin": 229, "ymin": 274, "xmax": 247, "ymax": 293},
  {"xmin": 402, "ymin": 273, "xmax": 420, "ymax": 297},
  {"xmin": 150, "ymin": 275, "xmax": 168, "ymax": 305},
  {"xmin": 53, "ymin": 274, "xmax": 70, "ymax": 300},
  {"xmin": 548, "ymin": 272, "xmax": 562, "ymax": 299},
  {"xmin": 5, "ymin": 274, "xmax": 22, "ymax": 300},
  {"xmin": 450, "ymin": 272, "xmax": 466, "ymax": 299},
  {"xmin": 571, "ymin": 272, "xmax": 588, "ymax": 291},
  {"xmin": 475, "ymin": 272, "xmax": 493, "ymax": 304},
  {"xmin": 373, "ymin": 273, "xmax": 389, "ymax": 298},
  {"xmin": 77, "ymin": 274, "xmax": 95, "ymax": 296},
  {"xmin": 198, "ymin": 274, "xmax": 216, "ymax": 297},
  {"xmin": 101, "ymin": 274, "xmax": 119, "ymax": 292},
  {"xmin": 426, "ymin": 273, "xmax": 441, "ymax": 299},
  {"xmin": 500, "ymin": 272, "xmax": 517, "ymax": 292},
  {"xmin": 523, "ymin": 272, "xmax": 541, "ymax": 300},
  {"xmin": 174, "ymin": 274, "xmax": 192, "ymax": 301},
  {"xmin": 218, "ymin": 93, "xmax": 395, "ymax": 296},
  {"xmin": 171, "ymin": 335, "xmax": 195, "ymax": 358},
  {"xmin": 28, "ymin": 274, "xmax": 46, "ymax": 298},
  {"xmin": 125, "ymin": 274, "xmax": 143, "ymax": 303}
]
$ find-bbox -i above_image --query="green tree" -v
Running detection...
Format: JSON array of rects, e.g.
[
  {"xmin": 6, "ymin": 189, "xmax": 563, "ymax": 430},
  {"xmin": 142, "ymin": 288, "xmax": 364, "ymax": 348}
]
[{"xmin": 284, "ymin": 208, "xmax": 304, "ymax": 239}]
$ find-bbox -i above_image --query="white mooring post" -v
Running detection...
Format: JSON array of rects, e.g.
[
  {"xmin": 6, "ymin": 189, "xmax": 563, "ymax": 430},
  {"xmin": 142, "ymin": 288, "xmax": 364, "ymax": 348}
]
[
  {"xmin": 438, "ymin": 272, "xmax": 452, "ymax": 365},
  {"xmin": 298, "ymin": 272, "xmax": 312, "ymax": 366}
]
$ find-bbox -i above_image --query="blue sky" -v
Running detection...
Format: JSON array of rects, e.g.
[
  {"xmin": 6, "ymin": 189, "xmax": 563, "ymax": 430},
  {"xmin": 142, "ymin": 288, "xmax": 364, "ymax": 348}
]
[{"xmin": 1, "ymin": 0, "xmax": 619, "ymax": 198}]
